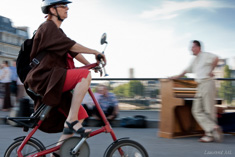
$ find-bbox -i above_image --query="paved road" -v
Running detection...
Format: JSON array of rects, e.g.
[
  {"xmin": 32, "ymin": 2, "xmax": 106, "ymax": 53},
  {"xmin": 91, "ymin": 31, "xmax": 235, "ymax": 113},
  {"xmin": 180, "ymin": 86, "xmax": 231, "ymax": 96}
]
[{"xmin": 1, "ymin": 124, "xmax": 235, "ymax": 157}]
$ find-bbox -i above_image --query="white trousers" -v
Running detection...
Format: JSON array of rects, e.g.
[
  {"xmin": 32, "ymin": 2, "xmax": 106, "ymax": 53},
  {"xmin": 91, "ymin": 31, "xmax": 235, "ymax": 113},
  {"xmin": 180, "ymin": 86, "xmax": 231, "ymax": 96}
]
[{"xmin": 192, "ymin": 79, "xmax": 217, "ymax": 136}]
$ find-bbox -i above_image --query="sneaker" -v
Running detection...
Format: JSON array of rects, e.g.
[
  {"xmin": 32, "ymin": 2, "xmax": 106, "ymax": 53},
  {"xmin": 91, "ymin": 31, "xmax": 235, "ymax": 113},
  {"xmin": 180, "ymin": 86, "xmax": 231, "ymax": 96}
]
[
  {"xmin": 212, "ymin": 126, "xmax": 223, "ymax": 142},
  {"xmin": 199, "ymin": 136, "xmax": 214, "ymax": 142}
]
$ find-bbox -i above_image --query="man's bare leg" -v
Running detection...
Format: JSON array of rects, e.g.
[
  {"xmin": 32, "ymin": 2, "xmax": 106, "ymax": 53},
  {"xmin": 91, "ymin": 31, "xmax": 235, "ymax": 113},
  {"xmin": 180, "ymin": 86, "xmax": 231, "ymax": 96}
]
[
  {"xmin": 65, "ymin": 73, "xmax": 92, "ymax": 131},
  {"xmin": 51, "ymin": 73, "xmax": 92, "ymax": 157}
]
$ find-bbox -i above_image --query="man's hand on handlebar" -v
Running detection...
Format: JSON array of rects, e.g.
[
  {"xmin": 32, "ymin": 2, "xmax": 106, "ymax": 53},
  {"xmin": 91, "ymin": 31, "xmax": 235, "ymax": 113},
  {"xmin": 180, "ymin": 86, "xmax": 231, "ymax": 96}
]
[
  {"xmin": 95, "ymin": 52, "xmax": 106, "ymax": 66},
  {"xmin": 92, "ymin": 51, "xmax": 108, "ymax": 77}
]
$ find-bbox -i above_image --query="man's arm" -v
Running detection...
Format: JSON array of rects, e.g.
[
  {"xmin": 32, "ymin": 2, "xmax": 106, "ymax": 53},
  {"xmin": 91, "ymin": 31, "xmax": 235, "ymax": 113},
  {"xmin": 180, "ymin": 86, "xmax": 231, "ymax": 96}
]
[
  {"xmin": 170, "ymin": 58, "xmax": 194, "ymax": 80},
  {"xmin": 75, "ymin": 53, "xmax": 90, "ymax": 65},
  {"xmin": 170, "ymin": 70, "xmax": 187, "ymax": 80},
  {"xmin": 209, "ymin": 56, "xmax": 219, "ymax": 77},
  {"xmin": 113, "ymin": 105, "xmax": 119, "ymax": 116},
  {"xmin": 70, "ymin": 43, "xmax": 106, "ymax": 65},
  {"xmin": 107, "ymin": 93, "xmax": 119, "ymax": 120},
  {"xmin": 107, "ymin": 105, "xmax": 119, "ymax": 120},
  {"xmin": 70, "ymin": 43, "xmax": 99, "ymax": 55}
]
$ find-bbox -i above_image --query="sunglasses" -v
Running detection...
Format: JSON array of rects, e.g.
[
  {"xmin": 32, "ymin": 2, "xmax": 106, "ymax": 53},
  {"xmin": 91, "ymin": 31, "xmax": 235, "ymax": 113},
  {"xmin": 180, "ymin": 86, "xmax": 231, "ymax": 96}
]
[{"xmin": 55, "ymin": 4, "xmax": 68, "ymax": 9}]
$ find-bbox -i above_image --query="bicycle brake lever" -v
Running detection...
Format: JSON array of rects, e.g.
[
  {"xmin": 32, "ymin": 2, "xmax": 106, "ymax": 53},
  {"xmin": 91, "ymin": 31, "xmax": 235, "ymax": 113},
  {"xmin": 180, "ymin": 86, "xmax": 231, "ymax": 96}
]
[
  {"xmin": 100, "ymin": 60, "xmax": 108, "ymax": 77},
  {"xmin": 99, "ymin": 69, "xmax": 103, "ymax": 77},
  {"xmin": 93, "ymin": 66, "xmax": 103, "ymax": 77}
]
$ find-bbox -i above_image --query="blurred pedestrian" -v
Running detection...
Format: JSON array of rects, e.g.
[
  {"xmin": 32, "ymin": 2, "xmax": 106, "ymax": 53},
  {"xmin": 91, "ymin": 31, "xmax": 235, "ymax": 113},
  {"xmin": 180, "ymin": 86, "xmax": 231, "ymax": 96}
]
[
  {"xmin": 93, "ymin": 85, "xmax": 119, "ymax": 122},
  {"xmin": 82, "ymin": 93, "xmax": 95, "ymax": 117},
  {"xmin": 0, "ymin": 65, "xmax": 4, "ymax": 108},
  {"xmin": 0, "ymin": 61, "xmax": 12, "ymax": 111},
  {"xmin": 82, "ymin": 86, "xmax": 101, "ymax": 116},
  {"xmin": 170, "ymin": 40, "xmax": 222, "ymax": 142},
  {"xmin": 10, "ymin": 60, "xmax": 18, "ymax": 106},
  {"xmin": 10, "ymin": 60, "xmax": 17, "ymax": 96}
]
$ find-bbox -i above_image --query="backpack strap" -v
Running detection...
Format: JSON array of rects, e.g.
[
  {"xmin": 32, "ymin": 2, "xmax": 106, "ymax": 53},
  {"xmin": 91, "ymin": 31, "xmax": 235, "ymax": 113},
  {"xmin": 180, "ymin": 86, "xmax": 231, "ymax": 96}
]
[
  {"xmin": 29, "ymin": 24, "xmax": 46, "ymax": 69},
  {"xmin": 29, "ymin": 51, "xmax": 46, "ymax": 69}
]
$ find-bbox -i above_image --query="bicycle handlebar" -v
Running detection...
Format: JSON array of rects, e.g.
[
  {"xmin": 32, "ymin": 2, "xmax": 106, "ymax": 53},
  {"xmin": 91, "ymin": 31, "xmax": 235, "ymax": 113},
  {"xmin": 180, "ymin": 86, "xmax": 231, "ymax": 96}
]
[
  {"xmin": 78, "ymin": 54, "xmax": 106, "ymax": 76},
  {"xmin": 78, "ymin": 63, "xmax": 99, "ymax": 70},
  {"xmin": 96, "ymin": 54, "xmax": 103, "ymax": 62}
]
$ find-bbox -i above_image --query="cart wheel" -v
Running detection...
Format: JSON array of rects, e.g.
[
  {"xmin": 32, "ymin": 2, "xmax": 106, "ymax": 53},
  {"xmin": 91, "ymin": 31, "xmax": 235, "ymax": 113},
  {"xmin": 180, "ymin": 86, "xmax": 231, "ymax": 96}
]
[
  {"xmin": 60, "ymin": 137, "xmax": 90, "ymax": 157},
  {"xmin": 104, "ymin": 139, "xmax": 148, "ymax": 157}
]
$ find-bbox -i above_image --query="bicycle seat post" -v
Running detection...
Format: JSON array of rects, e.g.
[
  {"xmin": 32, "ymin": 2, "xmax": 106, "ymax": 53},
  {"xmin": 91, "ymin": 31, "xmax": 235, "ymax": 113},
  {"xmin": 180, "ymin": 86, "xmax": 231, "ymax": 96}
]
[{"xmin": 40, "ymin": 105, "xmax": 52, "ymax": 121}]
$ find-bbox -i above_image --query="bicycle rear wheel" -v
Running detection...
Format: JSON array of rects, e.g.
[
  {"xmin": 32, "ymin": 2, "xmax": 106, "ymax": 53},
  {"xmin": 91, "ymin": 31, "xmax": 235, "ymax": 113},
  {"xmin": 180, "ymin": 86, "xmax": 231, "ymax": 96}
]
[
  {"xmin": 104, "ymin": 139, "xmax": 148, "ymax": 157},
  {"xmin": 4, "ymin": 138, "xmax": 45, "ymax": 157}
]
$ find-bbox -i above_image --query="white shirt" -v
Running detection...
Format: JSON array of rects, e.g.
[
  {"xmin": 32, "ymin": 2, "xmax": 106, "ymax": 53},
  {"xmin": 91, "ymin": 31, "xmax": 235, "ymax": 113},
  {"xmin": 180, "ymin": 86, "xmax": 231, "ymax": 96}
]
[
  {"xmin": 82, "ymin": 92, "xmax": 101, "ymax": 109},
  {"xmin": 186, "ymin": 52, "xmax": 217, "ymax": 83},
  {"xmin": 0, "ymin": 67, "xmax": 12, "ymax": 83},
  {"xmin": 17, "ymin": 77, "xmax": 24, "ymax": 85}
]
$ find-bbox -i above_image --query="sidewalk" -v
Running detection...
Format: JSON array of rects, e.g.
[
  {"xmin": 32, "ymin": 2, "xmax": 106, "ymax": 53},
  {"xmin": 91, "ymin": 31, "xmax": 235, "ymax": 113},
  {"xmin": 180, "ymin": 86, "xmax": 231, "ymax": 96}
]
[{"xmin": 0, "ymin": 109, "xmax": 160, "ymax": 128}]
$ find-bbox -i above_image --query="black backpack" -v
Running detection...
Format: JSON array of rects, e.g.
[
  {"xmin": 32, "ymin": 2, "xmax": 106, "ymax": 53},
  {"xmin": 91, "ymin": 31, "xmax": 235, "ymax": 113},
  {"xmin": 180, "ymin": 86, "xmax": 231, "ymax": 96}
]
[
  {"xmin": 16, "ymin": 34, "xmax": 35, "ymax": 83},
  {"xmin": 120, "ymin": 115, "xmax": 147, "ymax": 128},
  {"xmin": 16, "ymin": 32, "xmax": 45, "ymax": 83}
]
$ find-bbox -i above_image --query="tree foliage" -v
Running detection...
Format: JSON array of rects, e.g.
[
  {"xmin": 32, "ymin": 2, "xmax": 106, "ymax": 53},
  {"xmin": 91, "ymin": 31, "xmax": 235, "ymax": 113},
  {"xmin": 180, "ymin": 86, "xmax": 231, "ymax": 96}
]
[
  {"xmin": 129, "ymin": 80, "xmax": 144, "ymax": 97},
  {"xmin": 112, "ymin": 83, "xmax": 130, "ymax": 98},
  {"xmin": 112, "ymin": 80, "xmax": 145, "ymax": 98},
  {"xmin": 219, "ymin": 65, "xmax": 234, "ymax": 104}
]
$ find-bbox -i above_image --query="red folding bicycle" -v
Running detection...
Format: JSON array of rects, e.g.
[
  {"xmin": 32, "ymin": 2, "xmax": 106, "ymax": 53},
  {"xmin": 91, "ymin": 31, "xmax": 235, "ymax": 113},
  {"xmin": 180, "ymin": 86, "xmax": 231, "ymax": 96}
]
[{"xmin": 4, "ymin": 33, "xmax": 148, "ymax": 157}]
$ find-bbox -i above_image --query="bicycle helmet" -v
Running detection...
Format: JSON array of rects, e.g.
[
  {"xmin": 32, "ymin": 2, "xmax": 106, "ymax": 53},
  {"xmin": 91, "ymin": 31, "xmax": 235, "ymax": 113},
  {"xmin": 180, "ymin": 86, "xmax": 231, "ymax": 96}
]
[{"xmin": 41, "ymin": 0, "xmax": 72, "ymax": 14}]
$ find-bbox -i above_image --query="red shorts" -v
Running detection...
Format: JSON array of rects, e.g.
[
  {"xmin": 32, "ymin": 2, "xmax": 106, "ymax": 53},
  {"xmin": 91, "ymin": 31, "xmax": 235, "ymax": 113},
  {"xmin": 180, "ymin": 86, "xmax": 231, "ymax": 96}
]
[{"xmin": 60, "ymin": 68, "xmax": 90, "ymax": 120}]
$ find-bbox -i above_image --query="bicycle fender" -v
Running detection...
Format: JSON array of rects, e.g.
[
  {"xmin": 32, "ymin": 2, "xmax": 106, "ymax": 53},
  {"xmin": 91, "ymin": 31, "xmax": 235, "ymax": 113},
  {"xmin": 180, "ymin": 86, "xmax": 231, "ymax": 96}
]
[
  {"xmin": 103, "ymin": 137, "xmax": 129, "ymax": 157},
  {"xmin": 13, "ymin": 136, "xmax": 46, "ymax": 150}
]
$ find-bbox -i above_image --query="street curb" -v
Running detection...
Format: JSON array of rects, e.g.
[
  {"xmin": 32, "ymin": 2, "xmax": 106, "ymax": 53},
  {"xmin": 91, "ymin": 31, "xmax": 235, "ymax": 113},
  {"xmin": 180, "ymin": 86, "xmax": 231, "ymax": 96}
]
[
  {"xmin": 0, "ymin": 116, "xmax": 7, "ymax": 125},
  {"xmin": 0, "ymin": 116, "xmax": 159, "ymax": 128},
  {"xmin": 1, "ymin": 109, "xmax": 159, "ymax": 128},
  {"xmin": 84, "ymin": 117, "xmax": 159, "ymax": 128}
]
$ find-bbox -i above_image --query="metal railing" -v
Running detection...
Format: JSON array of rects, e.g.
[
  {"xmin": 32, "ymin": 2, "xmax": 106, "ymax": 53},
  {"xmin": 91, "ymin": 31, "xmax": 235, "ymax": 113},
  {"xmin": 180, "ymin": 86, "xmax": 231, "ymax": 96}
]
[{"xmin": 89, "ymin": 78, "xmax": 235, "ymax": 110}]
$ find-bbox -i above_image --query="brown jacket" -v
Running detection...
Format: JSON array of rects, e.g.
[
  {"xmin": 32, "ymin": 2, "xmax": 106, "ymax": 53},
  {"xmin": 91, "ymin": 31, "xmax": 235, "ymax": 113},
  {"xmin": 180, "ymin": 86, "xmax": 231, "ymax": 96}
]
[{"xmin": 25, "ymin": 20, "xmax": 78, "ymax": 133}]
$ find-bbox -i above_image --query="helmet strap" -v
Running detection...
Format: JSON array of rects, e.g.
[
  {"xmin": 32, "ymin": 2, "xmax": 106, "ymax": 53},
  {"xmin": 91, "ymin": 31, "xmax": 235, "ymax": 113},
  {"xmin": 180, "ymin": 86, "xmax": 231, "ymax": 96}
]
[{"xmin": 50, "ymin": 6, "xmax": 64, "ymax": 22}]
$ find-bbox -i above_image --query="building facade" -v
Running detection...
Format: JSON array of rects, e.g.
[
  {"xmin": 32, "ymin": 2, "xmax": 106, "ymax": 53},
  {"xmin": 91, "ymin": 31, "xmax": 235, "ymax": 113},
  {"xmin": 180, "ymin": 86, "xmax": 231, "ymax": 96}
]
[{"xmin": 0, "ymin": 15, "xmax": 29, "ymax": 65}]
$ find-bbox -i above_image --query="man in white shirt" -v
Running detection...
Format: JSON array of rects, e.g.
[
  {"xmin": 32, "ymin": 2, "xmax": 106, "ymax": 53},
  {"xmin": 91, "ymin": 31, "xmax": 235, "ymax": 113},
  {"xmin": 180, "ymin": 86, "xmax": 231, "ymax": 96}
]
[
  {"xmin": 0, "ymin": 60, "xmax": 12, "ymax": 111},
  {"xmin": 171, "ymin": 40, "xmax": 222, "ymax": 142}
]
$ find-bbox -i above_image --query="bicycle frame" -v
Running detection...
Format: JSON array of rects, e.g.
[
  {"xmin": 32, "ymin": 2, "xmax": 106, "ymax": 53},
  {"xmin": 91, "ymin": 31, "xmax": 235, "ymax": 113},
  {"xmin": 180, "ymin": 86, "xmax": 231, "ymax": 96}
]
[{"xmin": 15, "ymin": 63, "xmax": 120, "ymax": 157}]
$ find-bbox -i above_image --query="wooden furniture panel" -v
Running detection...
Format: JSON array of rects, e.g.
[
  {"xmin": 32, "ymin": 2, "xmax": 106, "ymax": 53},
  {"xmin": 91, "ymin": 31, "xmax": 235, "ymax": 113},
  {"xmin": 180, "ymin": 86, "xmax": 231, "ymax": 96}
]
[{"xmin": 158, "ymin": 79, "xmax": 221, "ymax": 138}]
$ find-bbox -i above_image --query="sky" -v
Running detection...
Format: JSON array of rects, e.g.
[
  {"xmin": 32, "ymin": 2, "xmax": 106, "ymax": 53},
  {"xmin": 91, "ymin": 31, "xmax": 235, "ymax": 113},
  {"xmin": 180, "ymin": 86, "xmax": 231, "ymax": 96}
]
[{"xmin": 1, "ymin": 0, "xmax": 235, "ymax": 78}]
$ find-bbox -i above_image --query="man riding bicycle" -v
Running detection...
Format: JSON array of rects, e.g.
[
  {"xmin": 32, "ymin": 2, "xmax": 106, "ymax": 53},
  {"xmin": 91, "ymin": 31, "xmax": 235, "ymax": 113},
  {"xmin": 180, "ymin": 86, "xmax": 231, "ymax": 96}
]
[{"xmin": 24, "ymin": 0, "xmax": 106, "ymax": 156}]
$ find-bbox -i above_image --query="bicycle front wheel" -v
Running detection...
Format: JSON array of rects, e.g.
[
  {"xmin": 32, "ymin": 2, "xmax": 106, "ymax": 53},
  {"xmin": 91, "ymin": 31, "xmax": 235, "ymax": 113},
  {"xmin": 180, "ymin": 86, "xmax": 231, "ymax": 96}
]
[
  {"xmin": 4, "ymin": 138, "xmax": 45, "ymax": 157},
  {"xmin": 104, "ymin": 139, "xmax": 148, "ymax": 157}
]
